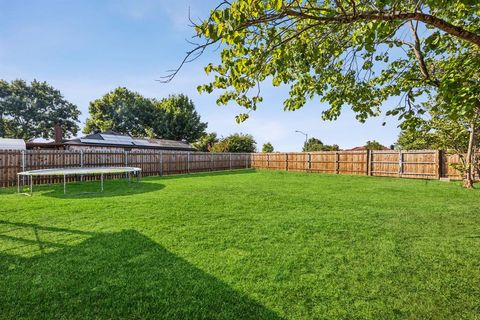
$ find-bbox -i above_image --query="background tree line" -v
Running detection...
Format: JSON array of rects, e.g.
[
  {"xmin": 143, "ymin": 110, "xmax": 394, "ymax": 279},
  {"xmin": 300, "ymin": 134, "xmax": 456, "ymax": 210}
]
[
  {"xmin": 86, "ymin": 89, "xmax": 257, "ymax": 152},
  {"xmin": 0, "ymin": 79, "xmax": 80, "ymax": 139},
  {"xmin": 84, "ymin": 87, "xmax": 207, "ymax": 143},
  {"xmin": 0, "ymin": 79, "xmax": 257, "ymax": 152},
  {"xmin": 193, "ymin": 132, "xmax": 256, "ymax": 153},
  {"xmin": 1, "ymin": 81, "xmax": 209, "ymax": 144}
]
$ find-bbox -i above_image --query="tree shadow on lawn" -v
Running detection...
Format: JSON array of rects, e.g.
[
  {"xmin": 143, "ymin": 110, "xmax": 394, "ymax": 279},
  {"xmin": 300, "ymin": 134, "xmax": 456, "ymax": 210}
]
[
  {"xmin": 38, "ymin": 180, "xmax": 165, "ymax": 199},
  {"xmin": 0, "ymin": 221, "xmax": 281, "ymax": 320}
]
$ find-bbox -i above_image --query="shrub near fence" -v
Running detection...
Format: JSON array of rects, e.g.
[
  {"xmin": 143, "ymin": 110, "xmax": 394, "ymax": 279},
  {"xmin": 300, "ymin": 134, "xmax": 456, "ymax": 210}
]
[
  {"xmin": 251, "ymin": 150, "xmax": 478, "ymax": 181},
  {"xmin": 0, "ymin": 150, "xmax": 251, "ymax": 188}
]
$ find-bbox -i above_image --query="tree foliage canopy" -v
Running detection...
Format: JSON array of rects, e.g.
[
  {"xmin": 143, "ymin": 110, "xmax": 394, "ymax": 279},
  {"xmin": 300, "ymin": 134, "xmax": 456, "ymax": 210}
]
[
  {"xmin": 150, "ymin": 95, "xmax": 208, "ymax": 143},
  {"xmin": 396, "ymin": 128, "xmax": 437, "ymax": 151},
  {"xmin": 396, "ymin": 101, "xmax": 480, "ymax": 152},
  {"xmin": 364, "ymin": 140, "xmax": 386, "ymax": 150},
  {"xmin": 85, "ymin": 89, "xmax": 207, "ymax": 142},
  {"xmin": 84, "ymin": 87, "xmax": 153, "ymax": 137},
  {"xmin": 262, "ymin": 142, "xmax": 274, "ymax": 153},
  {"xmin": 193, "ymin": 132, "xmax": 219, "ymax": 151},
  {"xmin": 210, "ymin": 133, "xmax": 257, "ymax": 152},
  {"xmin": 303, "ymin": 137, "xmax": 339, "ymax": 152},
  {"xmin": 169, "ymin": 0, "xmax": 479, "ymax": 130},
  {"xmin": 0, "ymin": 79, "xmax": 80, "ymax": 139}
]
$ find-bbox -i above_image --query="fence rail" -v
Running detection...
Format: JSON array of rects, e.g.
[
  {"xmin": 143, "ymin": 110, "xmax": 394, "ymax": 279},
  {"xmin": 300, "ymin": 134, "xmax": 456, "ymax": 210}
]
[
  {"xmin": 0, "ymin": 150, "xmax": 251, "ymax": 187},
  {"xmin": 251, "ymin": 150, "xmax": 478, "ymax": 181}
]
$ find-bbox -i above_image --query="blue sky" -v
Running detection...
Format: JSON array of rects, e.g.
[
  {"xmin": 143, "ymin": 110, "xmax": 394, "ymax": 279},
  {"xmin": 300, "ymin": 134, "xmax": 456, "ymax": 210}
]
[{"xmin": 0, "ymin": 0, "xmax": 401, "ymax": 151}]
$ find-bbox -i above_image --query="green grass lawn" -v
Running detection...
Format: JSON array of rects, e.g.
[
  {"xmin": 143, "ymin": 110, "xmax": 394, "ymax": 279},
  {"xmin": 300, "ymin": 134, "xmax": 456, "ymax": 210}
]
[{"xmin": 0, "ymin": 170, "xmax": 479, "ymax": 319}]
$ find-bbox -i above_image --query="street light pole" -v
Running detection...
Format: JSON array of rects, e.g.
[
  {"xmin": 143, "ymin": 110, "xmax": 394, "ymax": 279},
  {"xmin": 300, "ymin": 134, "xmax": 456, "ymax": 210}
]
[{"xmin": 295, "ymin": 130, "xmax": 308, "ymax": 150}]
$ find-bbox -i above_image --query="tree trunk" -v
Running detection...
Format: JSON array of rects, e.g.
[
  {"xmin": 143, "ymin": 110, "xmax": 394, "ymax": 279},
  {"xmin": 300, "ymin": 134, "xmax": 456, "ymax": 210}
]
[{"xmin": 463, "ymin": 119, "xmax": 477, "ymax": 188}]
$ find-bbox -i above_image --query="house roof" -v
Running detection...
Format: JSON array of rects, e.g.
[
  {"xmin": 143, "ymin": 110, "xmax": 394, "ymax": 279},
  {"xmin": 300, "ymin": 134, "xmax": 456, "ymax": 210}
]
[
  {"xmin": 347, "ymin": 145, "xmax": 391, "ymax": 151},
  {"xmin": 0, "ymin": 138, "xmax": 26, "ymax": 150},
  {"xmin": 65, "ymin": 131, "xmax": 195, "ymax": 151}
]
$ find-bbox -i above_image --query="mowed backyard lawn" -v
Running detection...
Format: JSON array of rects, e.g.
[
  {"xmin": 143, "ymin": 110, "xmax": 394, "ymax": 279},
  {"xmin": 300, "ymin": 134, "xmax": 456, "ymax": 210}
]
[{"xmin": 0, "ymin": 170, "xmax": 479, "ymax": 319}]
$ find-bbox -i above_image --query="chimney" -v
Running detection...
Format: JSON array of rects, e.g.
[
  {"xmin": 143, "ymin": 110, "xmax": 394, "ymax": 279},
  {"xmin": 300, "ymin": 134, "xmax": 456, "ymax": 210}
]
[{"xmin": 54, "ymin": 124, "xmax": 63, "ymax": 144}]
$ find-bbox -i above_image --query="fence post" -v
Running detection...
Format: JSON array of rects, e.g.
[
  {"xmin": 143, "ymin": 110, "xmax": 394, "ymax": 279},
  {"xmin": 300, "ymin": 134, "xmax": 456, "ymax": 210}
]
[
  {"xmin": 285, "ymin": 153, "xmax": 288, "ymax": 171},
  {"xmin": 335, "ymin": 152, "xmax": 340, "ymax": 174},
  {"xmin": 229, "ymin": 153, "xmax": 232, "ymax": 170},
  {"xmin": 245, "ymin": 153, "xmax": 249, "ymax": 169},
  {"xmin": 187, "ymin": 152, "xmax": 190, "ymax": 173},
  {"xmin": 210, "ymin": 153, "xmax": 214, "ymax": 171},
  {"xmin": 267, "ymin": 153, "xmax": 270, "ymax": 169},
  {"xmin": 124, "ymin": 151, "xmax": 128, "ymax": 179},
  {"xmin": 437, "ymin": 150, "xmax": 442, "ymax": 179},
  {"xmin": 79, "ymin": 150, "xmax": 84, "ymax": 182},
  {"xmin": 160, "ymin": 151, "xmax": 163, "ymax": 176},
  {"xmin": 398, "ymin": 150, "xmax": 403, "ymax": 177},
  {"xmin": 167, "ymin": 152, "xmax": 170, "ymax": 174},
  {"xmin": 21, "ymin": 150, "xmax": 26, "ymax": 186},
  {"xmin": 21, "ymin": 150, "xmax": 26, "ymax": 172},
  {"xmin": 307, "ymin": 153, "xmax": 311, "ymax": 172},
  {"xmin": 365, "ymin": 150, "xmax": 370, "ymax": 176},
  {"xmin": 368, "ymin": 150, "xmax": 374, "ymax": 176},
  {"xmin": 80, "ymin": 150, "xmax": 84, "ymax": 167}
]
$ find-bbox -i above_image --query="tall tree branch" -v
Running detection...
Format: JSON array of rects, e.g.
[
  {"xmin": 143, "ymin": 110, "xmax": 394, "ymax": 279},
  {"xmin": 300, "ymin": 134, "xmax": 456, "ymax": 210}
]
[
  {"xmin": 281, "ymin": 9, "xmax": 480, "ymax": 47},
  {"xmin": 408, "ymin": 20, "xmax": 438, "ymax": 86}
]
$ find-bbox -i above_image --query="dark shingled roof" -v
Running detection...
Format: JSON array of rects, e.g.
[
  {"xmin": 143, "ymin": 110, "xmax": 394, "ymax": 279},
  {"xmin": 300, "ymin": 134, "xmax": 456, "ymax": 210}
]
[{"xmin": 29, "ymin": 131, "xmax": 195, "ymax": 151}]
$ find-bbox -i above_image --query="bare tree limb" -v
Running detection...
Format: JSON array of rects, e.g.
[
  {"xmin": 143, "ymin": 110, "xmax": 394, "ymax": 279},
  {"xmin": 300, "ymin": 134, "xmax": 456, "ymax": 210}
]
[{"xmin": 408, "ymin": 21, "xmax": 433, "ymax": 83}]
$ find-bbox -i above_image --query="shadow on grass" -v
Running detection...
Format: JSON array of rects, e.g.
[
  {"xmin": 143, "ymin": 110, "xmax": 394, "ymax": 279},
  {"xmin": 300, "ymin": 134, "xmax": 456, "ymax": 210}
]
[
  {"xmin": 0, "ymin": 221, "xmax": 281, "ymax": 320},
  {"xmin": 38, "ymin": 180, "xmax": 165, "ymax": 199}
]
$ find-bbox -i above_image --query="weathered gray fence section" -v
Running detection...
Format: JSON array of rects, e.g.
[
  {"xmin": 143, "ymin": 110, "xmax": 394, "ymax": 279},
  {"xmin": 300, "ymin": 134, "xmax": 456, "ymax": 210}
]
[
  {"xmin": 0, "ymin": 150, "xmax": 251, "ymax": 187},
  {"xmin": 251, "ymin": 150, "xmax": 477, "ymax": 181}
]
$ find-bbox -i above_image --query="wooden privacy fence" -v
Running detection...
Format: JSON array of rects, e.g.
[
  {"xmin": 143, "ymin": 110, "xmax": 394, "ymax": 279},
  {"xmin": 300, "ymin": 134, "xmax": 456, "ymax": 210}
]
[
  {"xmin": 1, "ymin": 149, "xmax": 477, "ymax": 188},
  {"xmin": 0, "ymin": 150, "xmax": 251, "ymax": 187},
  {"xmin": 251, "ymin": 150, "xmax": 477, "ymax": 181}
]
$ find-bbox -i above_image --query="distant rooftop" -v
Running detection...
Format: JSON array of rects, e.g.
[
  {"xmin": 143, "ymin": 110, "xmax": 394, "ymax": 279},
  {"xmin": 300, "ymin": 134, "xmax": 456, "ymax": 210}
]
[
  {"xmin": 65, "ymin": 131, "xmax": 194, "ymax": 151},
  {"xmin": 347, "ymin": 145, "xmax": 391, "ymax": 151},
  {"xmin": 0, "ymin": 138, "xmax": 26, "ymax": 150},
  {"xmin": 29, "ymin": 138, "xmax": 55, "ymax": 143}
]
